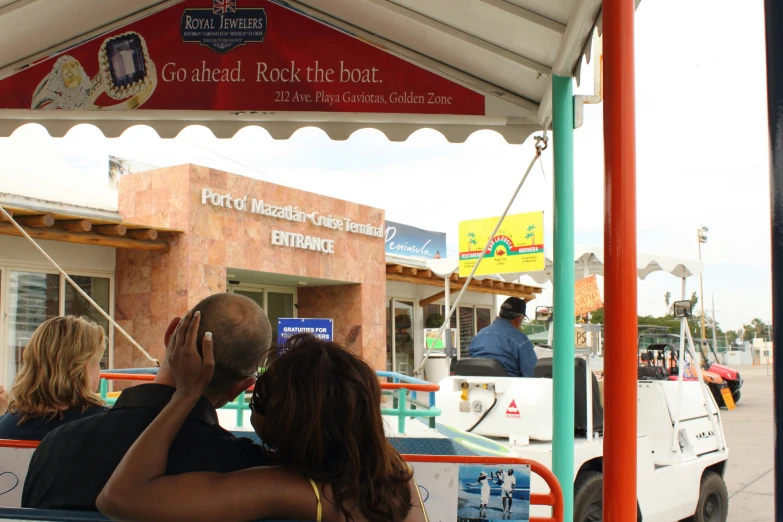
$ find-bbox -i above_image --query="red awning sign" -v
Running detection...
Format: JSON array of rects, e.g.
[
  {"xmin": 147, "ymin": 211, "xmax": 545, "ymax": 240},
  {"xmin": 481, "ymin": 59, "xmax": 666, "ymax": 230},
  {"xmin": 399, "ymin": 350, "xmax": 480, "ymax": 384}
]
[{"xmin": 0, "ymin": 0, "xmax": 484, "ymax": 116}]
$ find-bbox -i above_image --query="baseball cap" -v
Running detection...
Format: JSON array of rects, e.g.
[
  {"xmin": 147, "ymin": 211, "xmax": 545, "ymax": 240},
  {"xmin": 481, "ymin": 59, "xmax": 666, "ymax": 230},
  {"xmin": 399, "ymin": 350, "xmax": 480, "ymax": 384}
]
[{"xmin": 501, "ymin": 297, "xmax": 527, "ymax": 318}]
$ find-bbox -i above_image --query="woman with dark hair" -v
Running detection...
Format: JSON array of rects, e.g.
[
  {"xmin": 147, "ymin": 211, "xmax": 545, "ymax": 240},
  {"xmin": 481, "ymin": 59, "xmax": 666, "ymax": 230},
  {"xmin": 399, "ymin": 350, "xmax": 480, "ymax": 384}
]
[{"xmin": 98, "ymin": 310, "xmax": 426, "ymax": 522}]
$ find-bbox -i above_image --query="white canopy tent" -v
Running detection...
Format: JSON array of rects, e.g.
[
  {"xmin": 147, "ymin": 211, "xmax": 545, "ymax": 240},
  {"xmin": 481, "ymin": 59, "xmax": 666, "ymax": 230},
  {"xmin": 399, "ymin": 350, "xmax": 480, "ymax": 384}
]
[
  {"xmin": 428, "ymin": 245, "xmax": 705, "ymax": 284},
  {"xmin": 0, "ymin": 0, "xmax": 609, "ymax": 141},
  {"xmin": 0, "ymin": 1, "xmax": 647, "ymax": 518}
]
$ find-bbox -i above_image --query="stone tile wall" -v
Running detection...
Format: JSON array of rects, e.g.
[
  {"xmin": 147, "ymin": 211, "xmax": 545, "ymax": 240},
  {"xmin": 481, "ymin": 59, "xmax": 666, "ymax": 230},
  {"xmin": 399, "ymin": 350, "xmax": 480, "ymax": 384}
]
[{"xmin": 115, "ymin": 164, "xmax": 386, "ymax": 369}]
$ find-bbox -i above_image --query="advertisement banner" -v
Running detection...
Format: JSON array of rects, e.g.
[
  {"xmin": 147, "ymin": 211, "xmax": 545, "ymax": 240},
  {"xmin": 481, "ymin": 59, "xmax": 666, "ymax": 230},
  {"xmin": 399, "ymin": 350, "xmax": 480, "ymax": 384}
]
[
  {"xmin": 458, "ymin": 212, "xmax": 544, "ymax": 277},
  {"xmin": 277, "ymin": 318, "xmax": 332, "ymax": 347},
  {"xmin": 408, "ymin": 462, "xmax": 531, "ymax": 522},
  {"xmin": 385, "ymin": 221, "xmax": 447, "ymax": 260},
  {"xmin": 574, "ymin": 275, "xmax": 603, "ymax": 317},
  {"xmin": 0, "ymin": 0, "xmax": 484, "ymax": 115},
  {"xmin": 457, "ymin": 464, "xmax": 530, "ymax": 521},
  {"xmin": 424, "ymin": 328, "xmax": 457, "ymax": 352}
]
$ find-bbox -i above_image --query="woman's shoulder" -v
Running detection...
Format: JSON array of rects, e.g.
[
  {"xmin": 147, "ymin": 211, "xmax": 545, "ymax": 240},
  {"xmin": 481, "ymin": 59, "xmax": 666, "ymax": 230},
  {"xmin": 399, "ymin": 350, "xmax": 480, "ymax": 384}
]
[
  {"xmin": 0, "ymin": 411, "xmax": 42, "ymax": 440},
  {"xmin": 0, "ymin": 406, "xmax": 107, "ymax": 441},
  {"xmin": 61, "ymin": 405, "xmax": 108, "ymax": 421}
]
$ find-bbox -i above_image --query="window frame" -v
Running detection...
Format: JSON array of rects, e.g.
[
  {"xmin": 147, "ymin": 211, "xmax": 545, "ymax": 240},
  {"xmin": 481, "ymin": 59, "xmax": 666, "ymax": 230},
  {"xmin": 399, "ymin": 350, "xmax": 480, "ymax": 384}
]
[
  {"xmin": 426, "ymin": 303, "xmax": 493, "ymax": 359},
  {"xmin": 386, "ymin": 296, "xmax": 416, "ymax": 376},
  {"xmin": 0, "ymin": 265, "xmax": 115, "ymax": 386}
]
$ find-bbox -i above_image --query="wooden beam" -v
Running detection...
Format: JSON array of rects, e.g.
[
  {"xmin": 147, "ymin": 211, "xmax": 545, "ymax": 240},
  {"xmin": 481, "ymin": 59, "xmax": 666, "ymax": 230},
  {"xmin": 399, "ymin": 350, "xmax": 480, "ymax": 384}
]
[
  {"xmin": 127, "ymin": 228, "xmax": 158, "ymax": 241},
  {"xmin": 386, "ymin": 273, "xmax": 536, "ymax": 300},
  {"xmin": 17, "ymin": 214, "xmax": 54, "ymax": 228},
  {"xmin": 60, "ymin": 220, "xmax": 92, "ymax": 232},
  {"xmin": 450, "ymin": 273, "xmax": 460, "ymax": 282},
  {"xmin": 0, "ymin": 208, "xmax": 12, "ymax": 220},
  {"xmin": 401, "ymin": 267, "xmax": 418, "ymax": 276},
  {"xmin": 416, "ymin": 269, "xmax": 433, "ymax": 278},
  {"xmin": 0, "ymin": 223, "xmax": 168, "ymax": 251},
  {"xmin": 385, "ymin": 264, "xmax": 403, "ymax": 274},
  {"xmin": 419, "ymin": 291, "xmax": 447, "ymax": 308},
  {"xmin": 481, "ymin": 279, "xmax": 495, "ymax": 287},
  {"xmin": 94, "ymin": 224, "xmax": 126, "ymax": 237}
]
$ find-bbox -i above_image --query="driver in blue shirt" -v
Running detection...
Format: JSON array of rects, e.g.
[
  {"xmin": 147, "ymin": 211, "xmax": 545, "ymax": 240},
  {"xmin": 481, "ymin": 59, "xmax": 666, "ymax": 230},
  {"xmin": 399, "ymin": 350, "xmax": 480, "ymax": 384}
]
[{"xmin": 468, "ymin": 297, "xmax": 537, "ymax": 377}]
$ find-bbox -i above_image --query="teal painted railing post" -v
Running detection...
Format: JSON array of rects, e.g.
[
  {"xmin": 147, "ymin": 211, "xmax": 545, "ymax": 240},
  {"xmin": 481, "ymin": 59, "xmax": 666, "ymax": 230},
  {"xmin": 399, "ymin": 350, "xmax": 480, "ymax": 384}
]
[
  {"xmin": 99, "ymin": 379, "xmax": 108, "ymax": 402},
  {"xmin": 552, "ymin": 74, "xmax": 576, "ymax": 522},
  {"xmin": 235, "ymin": 394, "xmax": 244, "ymax": 428},
  {"xmin": 397, "ymin": 389, "xmax": 408, "ymax": 435}
]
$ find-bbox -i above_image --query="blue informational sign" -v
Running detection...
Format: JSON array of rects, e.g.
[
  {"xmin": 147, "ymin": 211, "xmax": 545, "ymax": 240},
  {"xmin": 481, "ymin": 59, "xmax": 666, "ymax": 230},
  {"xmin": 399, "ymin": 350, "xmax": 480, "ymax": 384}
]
[
  {"xmin": 385, "ymin": 221, "xmax": 447, "ymax": 260},
  {"xmin": 277, "ymin": 318, "xmax": 333, "ymax": 347}
]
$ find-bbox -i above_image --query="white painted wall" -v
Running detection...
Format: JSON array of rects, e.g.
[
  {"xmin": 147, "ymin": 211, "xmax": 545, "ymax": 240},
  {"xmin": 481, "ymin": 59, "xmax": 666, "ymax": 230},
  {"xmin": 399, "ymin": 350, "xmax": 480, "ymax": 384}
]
[{"xmin": 0, "ymin": 235, "xmax": 115, "ymax": 273}]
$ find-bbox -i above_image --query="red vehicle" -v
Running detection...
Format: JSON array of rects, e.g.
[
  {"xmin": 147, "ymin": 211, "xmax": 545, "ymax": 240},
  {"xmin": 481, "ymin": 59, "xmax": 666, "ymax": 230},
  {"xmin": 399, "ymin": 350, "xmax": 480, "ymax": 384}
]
[{"xmin": 639, "ymin": 332, "xmax": 743, "ymax": 405}]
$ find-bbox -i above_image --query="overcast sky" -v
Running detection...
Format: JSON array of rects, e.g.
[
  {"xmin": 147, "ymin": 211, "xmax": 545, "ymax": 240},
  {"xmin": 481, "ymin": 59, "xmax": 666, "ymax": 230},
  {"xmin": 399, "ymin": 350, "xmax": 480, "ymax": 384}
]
[{"xmin": 0, "ymin": 0, "xmax": 771, "ymax": 332}]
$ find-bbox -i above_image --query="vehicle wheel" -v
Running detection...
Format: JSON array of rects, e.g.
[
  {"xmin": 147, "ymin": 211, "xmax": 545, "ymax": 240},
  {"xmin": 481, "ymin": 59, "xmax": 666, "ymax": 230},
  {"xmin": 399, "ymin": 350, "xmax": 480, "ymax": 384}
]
[
  {"xmin": 692, "ymin": 471, "xmax": 728, "ymax": 522},
  {"xmin": 732, "ymin": 390, "xmax": 741, "ymax": 404},
  {"xmin": 574, "ymin": 471, "xmax": 602, "ymax": 522},
  {"xmin": 709, "ymin": 386, "xmax": 726, "ymax": 408}
]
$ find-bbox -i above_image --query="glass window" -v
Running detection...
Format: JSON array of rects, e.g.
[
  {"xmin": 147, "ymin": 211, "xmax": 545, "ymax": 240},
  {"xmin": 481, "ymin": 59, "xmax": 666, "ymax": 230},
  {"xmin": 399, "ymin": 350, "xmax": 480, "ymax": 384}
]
[
  {"xmin": 267, "ymin": 292, "xmax": 294, "ymax": 346},
  {"xmin": 423, "ymin": 304, "xmax": 442, "ymax": 328},
  {"xmin": 393, "ymin": 301, "xmax": 414, "ymax": 376},
  {"xmin": 459, "ymin": 306, "xmax": 475, "ymax": 359},
  {"xmin": 386, "ymin": 301, "xmax": 393, "ymax": 373},
  {"xmin": 235, "ymin": 289, "xmax": 263, "ymax": 309},
  {"xmin": 476, "ymin": 307, "xmax": 492, "ymax": 333},
  {"xmin": 7, "ymin": 272, "xmax": 60, "ymax": 386},
  {"xmin": 65, "ymin": 276, "xmax": 111, "ymax": 368}
]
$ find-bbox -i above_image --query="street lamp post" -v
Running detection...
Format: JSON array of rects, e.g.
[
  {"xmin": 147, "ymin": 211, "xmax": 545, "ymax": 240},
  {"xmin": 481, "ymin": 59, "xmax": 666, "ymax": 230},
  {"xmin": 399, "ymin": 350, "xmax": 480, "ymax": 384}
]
[{"xmin": 697, "ymin": 226, "xmax": 709, "ymax": 341}]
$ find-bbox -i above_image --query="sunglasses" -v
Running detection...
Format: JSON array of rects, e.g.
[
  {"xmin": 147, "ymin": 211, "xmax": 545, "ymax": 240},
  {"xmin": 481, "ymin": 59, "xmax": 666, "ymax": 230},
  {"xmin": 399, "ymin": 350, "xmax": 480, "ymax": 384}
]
[{"xmin": 249, "ymin": 373, "xmax": 265, "ymax": 416}]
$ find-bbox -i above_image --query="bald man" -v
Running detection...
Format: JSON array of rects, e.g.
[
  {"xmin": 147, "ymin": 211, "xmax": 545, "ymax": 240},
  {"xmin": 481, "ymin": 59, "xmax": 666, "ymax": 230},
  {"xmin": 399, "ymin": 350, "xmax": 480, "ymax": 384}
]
[{"xmin": 23, "ymin": 293, "xmax": 272, "ymax": 511}]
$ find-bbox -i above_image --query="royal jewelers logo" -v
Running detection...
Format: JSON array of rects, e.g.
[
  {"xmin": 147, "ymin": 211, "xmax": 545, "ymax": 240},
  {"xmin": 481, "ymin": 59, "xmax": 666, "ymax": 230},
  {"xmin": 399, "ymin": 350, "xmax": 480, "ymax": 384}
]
[{"xmin": 181, "ymin": 0, "xmax": 267, "ymax": 54}]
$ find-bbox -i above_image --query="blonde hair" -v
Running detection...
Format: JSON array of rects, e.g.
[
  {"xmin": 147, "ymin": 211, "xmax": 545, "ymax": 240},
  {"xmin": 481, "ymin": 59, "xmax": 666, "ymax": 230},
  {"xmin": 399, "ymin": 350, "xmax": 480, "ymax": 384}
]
[{"xmin": 9, "ymin": 315, "xmax": 105, "ymax": 423}]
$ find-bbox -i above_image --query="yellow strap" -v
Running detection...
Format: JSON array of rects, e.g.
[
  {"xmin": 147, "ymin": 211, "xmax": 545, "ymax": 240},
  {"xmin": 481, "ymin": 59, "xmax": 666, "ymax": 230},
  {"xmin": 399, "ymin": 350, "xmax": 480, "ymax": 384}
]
[
  {"xmin": 308, "ymin": 478, "xmax": 322, "ymax": 522},
  {"xmin": 413, "ymin": 478, "xmax": 429, "ymax": 522}
]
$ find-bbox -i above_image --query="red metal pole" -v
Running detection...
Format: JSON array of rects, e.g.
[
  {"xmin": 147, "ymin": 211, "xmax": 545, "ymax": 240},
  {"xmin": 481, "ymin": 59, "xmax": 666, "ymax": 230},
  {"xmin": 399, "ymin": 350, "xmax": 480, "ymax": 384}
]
[{"xmin": 602, "ymin": 0, "xmax": 638, "ymax": 520}]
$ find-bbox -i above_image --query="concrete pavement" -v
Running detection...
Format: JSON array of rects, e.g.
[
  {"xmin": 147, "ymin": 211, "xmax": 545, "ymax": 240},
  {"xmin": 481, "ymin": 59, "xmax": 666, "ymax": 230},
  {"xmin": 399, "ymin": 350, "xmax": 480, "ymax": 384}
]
[{"xmin": 722, "ymin": 366, "xmax": 774, "ymax": 521}]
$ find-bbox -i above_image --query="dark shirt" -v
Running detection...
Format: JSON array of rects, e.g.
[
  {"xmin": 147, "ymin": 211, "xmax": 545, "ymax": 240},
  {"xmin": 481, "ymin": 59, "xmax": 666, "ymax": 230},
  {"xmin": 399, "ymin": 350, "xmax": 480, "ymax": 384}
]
[
  {"xmin": 468, "ymin": 317, "xmax": 538, "ymax": 377},
  {"xmin": 0, "ymin": 407, "xmax": 106, "ymax": 441},
  {"xmin": 22, "ymin": 383, "xmax": 270, "ymax": 511}
]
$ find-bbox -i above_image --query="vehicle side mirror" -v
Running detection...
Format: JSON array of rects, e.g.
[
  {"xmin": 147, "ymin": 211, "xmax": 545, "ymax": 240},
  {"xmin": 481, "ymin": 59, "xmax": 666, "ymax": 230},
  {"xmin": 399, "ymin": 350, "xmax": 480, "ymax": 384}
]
[
  {"xmin": 673, "ymin": 300, "xmax": 692, "ymax": 318},
  {"xmin": 535, "ymin": 306, "xmax": 553, "ymax": 322},
  {"xmin": 641, "ymin": 352, "xmax": 652, "ymax": 362}
]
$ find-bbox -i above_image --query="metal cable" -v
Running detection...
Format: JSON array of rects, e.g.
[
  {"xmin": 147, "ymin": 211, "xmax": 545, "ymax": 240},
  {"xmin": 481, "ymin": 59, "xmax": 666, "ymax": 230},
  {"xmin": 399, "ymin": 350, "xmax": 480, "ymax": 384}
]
[
  {"xmin": 413, "ymin": 134, "xmax": 548, "ymax": 376},
  {"xmin": 0, "ymin": 205, "xmax": 159, "ymax": 366}
]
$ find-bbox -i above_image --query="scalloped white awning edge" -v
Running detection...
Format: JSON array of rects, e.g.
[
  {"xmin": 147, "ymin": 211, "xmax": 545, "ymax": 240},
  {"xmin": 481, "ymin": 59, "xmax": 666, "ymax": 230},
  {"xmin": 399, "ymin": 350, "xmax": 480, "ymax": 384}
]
[
  {"xmin": 427, "ymin": 247, "xmax": 705, "ymax": 285},
  {"xmin": 0, "ymin": 118, "xmax": 541, "ymax": 144}
]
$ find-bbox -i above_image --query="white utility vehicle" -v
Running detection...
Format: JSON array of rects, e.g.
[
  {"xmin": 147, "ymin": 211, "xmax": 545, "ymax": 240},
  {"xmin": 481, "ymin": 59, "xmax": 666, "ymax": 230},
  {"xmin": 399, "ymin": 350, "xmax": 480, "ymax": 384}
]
[{"xmin": 435, "ymin": 304, "xmax": 729, "ymax": 522}]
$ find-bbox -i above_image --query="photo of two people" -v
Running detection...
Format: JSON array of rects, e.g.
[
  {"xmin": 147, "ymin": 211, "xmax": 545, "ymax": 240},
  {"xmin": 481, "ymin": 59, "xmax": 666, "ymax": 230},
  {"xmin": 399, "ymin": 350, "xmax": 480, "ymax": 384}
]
[{"xmin": 457, "ymin": 464, "xmax": 531, "ymax": 521}]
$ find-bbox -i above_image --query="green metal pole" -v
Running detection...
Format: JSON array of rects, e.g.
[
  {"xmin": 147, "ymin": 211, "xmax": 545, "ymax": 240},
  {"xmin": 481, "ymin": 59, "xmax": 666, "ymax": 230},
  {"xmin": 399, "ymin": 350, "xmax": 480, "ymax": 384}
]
[
  {"xmin": 236, "ymin": 394, "xmax": 244, "ymax": 428},
  {"xmin": 552, "ymin": 74, "xmax": 575, "ymax": 522},
  {"xmin": 99, "ymin": 378, "xmax": 108, "ymax": 402}
]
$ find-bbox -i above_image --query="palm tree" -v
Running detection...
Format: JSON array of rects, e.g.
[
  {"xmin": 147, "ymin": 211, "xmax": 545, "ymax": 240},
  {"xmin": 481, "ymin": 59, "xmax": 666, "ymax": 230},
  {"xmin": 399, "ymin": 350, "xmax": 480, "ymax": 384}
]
[
  {"xmin": 108, "ymin": 156, "xmax": 126, "ymax": 188},
  {"xmin": 526, "ymin": 224, "xmax": 537, "ymax": 245},
  {"xmin": 467, "ymin": 232, "xmax": 479, "ymax": 251}
]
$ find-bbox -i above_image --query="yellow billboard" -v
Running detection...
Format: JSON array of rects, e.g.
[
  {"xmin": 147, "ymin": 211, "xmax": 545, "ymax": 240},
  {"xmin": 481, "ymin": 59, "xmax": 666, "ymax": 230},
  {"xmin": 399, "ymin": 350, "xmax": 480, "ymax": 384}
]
[{"xmin": 458, "ymin": 211, "xmax": 545, "ymax": 277}]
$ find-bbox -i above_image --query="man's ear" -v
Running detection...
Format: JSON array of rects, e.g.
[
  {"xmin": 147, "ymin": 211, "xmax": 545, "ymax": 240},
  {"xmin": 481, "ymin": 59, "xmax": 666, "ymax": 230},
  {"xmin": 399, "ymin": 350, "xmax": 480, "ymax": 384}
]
[{"xmin": 164, "ymin": 317, "xmax": 181, "ymax": 347}]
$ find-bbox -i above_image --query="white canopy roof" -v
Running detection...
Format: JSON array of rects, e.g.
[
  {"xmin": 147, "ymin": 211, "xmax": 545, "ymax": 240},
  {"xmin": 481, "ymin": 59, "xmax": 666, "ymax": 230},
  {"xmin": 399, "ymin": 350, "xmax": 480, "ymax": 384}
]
[
  {"xmin": 426, "ymin": 245, "xmax": 705, "ymax": 283},
  {"xmin": 0, "ymin": 0, "xmax": 616, "ymax": 143}
]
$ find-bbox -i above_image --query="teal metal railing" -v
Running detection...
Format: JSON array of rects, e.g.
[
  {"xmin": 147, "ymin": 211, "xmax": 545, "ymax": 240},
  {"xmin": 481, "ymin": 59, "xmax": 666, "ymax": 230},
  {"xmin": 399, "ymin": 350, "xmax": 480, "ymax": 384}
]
[{"xmin": 98, "ymin": 370, "xmax": 441, "ymax": 434}]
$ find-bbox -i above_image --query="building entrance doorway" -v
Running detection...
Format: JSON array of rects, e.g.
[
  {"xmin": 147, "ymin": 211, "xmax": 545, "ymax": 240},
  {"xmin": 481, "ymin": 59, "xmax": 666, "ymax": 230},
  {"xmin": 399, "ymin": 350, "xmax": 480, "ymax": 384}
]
[{"xmin": 227, "ymin": 282, "xmax": 297, "ymax": 346}]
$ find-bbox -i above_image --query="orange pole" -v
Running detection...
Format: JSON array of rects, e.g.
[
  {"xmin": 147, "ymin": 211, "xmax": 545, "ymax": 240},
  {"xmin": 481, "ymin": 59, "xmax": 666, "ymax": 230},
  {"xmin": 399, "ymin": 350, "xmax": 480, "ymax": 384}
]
[{"xmin": 602, "ymin": 0, "xmax": 638, "ymax": 520}]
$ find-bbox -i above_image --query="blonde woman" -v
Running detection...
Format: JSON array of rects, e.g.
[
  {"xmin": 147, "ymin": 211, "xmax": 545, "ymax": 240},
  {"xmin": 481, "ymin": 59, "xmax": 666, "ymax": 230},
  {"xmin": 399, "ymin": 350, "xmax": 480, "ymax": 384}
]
[{"xmin": 0, "ymin": 316, "xmax": 107, "ymax": 440}]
